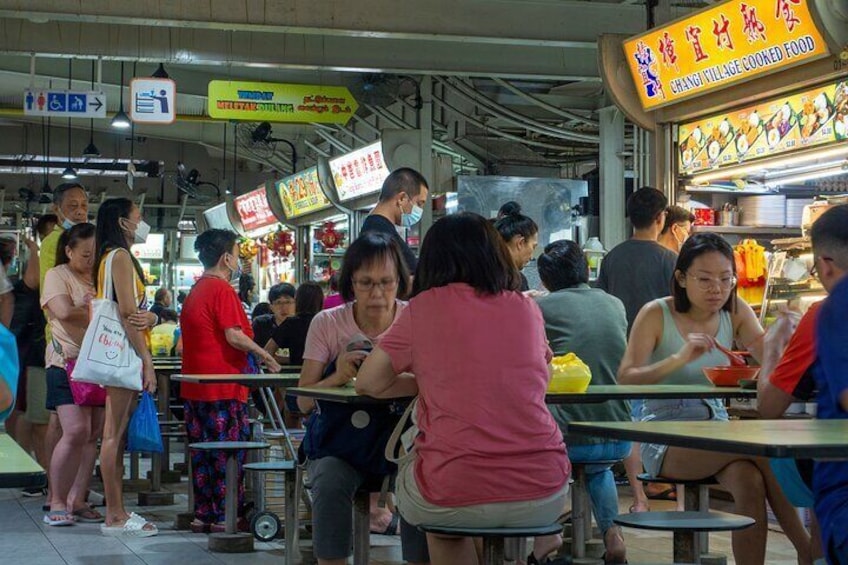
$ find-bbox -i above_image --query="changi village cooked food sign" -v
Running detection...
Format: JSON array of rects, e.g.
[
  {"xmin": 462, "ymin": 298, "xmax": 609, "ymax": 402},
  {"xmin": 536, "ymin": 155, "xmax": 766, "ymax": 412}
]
[
  {"xmin": 207, "ymin": 81, "xmax": 359, "ymax": 124},
  {"xmin": 623, "ymin": 0, "xmax": 828, "ymax": 110}
]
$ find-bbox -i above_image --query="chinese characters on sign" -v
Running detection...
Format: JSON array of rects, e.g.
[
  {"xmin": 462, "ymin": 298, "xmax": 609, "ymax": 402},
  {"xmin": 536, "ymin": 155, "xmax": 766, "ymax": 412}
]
[
  {"xmin": 678, "ymin": 79, "xmax": 848, "ymax": 175},
  {"xmin": 329, "ymin": 142, "xmax": 391, "ymax": 202},
  {"xmin": 276, "ymin": 167, "xmax": 332, "ymax": 220},
  {"xmin": 130, "ymin": 79, "xmax": 176, "ymax": 124},
  {"xmin": 207, "ymin": 81, "xmax": 359, "ymax": 125},
  {"xmin": 234, "ymin": 185, "xmax": 277, "ymax": 233},
  {"xmin": 623, "ymin": 0, "xmax": 828, "ymax": 110}
]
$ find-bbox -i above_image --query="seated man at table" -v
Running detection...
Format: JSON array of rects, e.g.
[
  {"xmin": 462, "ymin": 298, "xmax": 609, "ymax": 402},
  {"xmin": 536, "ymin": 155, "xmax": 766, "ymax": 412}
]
[
  {"xmin": 809, "ymin": 205, "xmax": 848, "ymax": 564},
  {"xmin": 535, "ymin": 240, "xmax": 631, "ymax": 563},
  {"xmin": 758, "ymin": 300, "xmax": 825, "ymax": 563}
]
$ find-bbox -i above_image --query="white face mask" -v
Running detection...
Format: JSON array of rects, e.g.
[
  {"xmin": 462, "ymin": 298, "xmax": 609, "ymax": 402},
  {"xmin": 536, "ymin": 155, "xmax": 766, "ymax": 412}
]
[{"xmin": 122, "ymin": 218, "xmax": 150, "ymax": 244}]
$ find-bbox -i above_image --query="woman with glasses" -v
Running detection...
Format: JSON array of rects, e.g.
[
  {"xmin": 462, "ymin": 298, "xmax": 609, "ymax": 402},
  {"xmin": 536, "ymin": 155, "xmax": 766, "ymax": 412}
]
[
  {"xmin": 296, "ymin": 232, "xmax": 429, "ymax": 565},
  {"xmin": 618, "ymin": 233, "xmax": 811, "ymax": 564}
]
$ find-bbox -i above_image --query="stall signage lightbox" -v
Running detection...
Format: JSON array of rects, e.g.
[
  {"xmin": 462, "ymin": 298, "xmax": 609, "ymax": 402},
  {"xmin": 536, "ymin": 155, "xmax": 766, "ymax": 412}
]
[
  {"xmin": 131, "ymin": 233, "xmax": 165, "ymax": 260},
  {"xmin": 234, "ymin": 185, "xmax": 277, "ymax": 233},
  {"xmin": 623, "ymin": 0, "xmax": 828, "ymax": 110},
  {"xmin": 203, "ymin": 202, "xmax": 234, "ymax": 231},
  {"xmin": 207, "ymin": 81, "xmax": 358, "ymax": 125},
  {"xmin": 277, "ymin": 167, "xmax": 332, "ymax": 219},
  {"xmin": 329, "ymin": 141, "xmax": 391, "ymax": 202},
  {"xmin": 679, "ymin": 79, "xmax": 848, "ymax": 175}
]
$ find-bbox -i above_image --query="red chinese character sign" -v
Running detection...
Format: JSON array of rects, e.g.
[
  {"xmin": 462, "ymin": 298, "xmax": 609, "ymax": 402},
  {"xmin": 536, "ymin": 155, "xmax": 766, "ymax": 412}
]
[
  {"xmin": 234, "ymin": 185, "xmax": 277, "ymax": 233},
  {"xmin": 623, "ymin": 0, "xmax": 828, "ymax": 110}
]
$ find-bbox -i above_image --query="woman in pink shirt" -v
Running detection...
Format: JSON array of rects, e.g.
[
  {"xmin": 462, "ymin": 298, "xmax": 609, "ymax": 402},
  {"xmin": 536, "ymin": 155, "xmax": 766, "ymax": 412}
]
[{"xmin": 357, "ymin": 213, "xmax": 569, "ymax": 565}]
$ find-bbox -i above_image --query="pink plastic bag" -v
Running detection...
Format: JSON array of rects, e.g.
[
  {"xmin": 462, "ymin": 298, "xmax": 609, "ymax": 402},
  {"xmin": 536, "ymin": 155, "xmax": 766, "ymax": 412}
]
[{"xmin": 65, "ymin": 359, "xmax": 107, "ymax": 406}]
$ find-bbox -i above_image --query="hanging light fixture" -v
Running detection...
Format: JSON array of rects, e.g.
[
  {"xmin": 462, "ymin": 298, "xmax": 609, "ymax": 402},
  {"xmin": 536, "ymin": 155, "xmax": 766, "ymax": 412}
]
[
  {"xmin": 82, "ymin": 61, "xmax": 101, "ymax": 157},
  {"xmin": 111, "ymin": 61, "xmax": 131, "ymax": 129},
  {"xmin": 61, "ymin": 166, "xmax": 78, "ymax": 180},
  {"xmin": 151, "ymin": 63, "xmax": 169, "ymax": 79}
]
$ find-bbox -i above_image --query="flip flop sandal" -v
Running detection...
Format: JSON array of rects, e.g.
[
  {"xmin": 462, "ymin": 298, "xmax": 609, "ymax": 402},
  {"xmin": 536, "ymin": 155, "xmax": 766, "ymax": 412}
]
[
  {"xmin": 645, "ymin": 486, "xmax": 677, "ymax": 501},
  {"xmin": 100, "ymin": 512, "xmax": 158, "ymax": 538},
  {"xmin": 370, "ymin": 512, "xmax": 399, "ymax": 535},
  {"xmin": 43, "ymin": 510, "xmax": 75, "ymax": 527},
  {"xmin": 72, "ymin": 506, "xmax": 105, "ymax": 523}
]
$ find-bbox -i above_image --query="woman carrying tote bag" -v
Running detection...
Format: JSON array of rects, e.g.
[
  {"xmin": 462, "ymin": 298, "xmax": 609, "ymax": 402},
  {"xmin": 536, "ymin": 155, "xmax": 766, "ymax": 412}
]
[{"xmin": 92, "ymin": 198, "xmax": 158, "ymax": 537}]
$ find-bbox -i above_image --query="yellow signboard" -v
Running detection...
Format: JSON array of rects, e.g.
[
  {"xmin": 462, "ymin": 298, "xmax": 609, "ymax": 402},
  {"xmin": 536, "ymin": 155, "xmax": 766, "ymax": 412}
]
[
  {"xmin": 623, "ymin": 0, "xmax": 829, "ymax": 110},
  {"xmin": 276, "ymin": 167, "xmax": 333, "ymax": 220},
  {"xmin": 679, "ymin": 79, "xmax": 848, "ymax": 175},
  {"xmin": 208, "ymin": 81, "xmax": 359, "ymax": 124}
]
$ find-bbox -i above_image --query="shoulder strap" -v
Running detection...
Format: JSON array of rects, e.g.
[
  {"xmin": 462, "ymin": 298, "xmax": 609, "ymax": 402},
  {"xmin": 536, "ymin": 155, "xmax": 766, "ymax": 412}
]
[{"xmin": 103, "ymin": 249, "xmax": 140, "ymax": 304}]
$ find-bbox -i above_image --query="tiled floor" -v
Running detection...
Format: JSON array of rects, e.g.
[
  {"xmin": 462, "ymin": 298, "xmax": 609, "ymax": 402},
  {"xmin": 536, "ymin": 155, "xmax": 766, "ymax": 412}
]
[{"xmin": 0, "ymin": 476, "xmax": 805, "ymax": 565}]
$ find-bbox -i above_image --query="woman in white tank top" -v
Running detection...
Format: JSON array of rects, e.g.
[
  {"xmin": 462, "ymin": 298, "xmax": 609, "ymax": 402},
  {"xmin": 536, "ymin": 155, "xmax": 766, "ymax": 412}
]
[{"xmin": 618, "ymin": 233, "xmax": 811, "ymax": 564}]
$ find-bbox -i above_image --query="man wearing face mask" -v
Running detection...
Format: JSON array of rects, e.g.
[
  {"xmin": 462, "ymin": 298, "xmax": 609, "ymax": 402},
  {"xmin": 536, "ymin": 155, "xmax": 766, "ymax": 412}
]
[
  {"xmin": 361, "ymin": 167, "xmax": 429, "ymax": 273},
  {"xmin": 658, "ymin": 206, "xmax": 695, "ymax": 255}
]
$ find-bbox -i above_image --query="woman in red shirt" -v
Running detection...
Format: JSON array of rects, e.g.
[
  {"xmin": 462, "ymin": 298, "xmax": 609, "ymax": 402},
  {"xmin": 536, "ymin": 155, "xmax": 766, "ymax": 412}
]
[
  {"xmin": 180, "ymin": 229, "xmax": 280, "ymax": 531},
  {"xmin": 357, "ymin": 213, "xmax": 569, "ymax": 565}
]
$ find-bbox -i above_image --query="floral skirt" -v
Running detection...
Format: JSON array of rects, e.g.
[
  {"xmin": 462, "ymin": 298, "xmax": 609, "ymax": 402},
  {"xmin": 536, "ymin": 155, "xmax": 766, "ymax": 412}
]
[{"xmin": 184, "ymin": 399, "xmax": 250, "ymax": 524}]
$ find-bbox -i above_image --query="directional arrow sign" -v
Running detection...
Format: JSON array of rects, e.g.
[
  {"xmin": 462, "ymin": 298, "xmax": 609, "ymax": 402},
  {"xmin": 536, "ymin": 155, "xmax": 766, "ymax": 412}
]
[{"xmin": 23, "ymin": 90, "xmax": 107, "ymax": 118}]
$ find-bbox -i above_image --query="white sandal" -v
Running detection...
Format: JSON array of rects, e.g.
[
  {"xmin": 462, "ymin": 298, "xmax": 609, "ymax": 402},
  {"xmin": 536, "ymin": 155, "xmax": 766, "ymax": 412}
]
[{"xmin": 100, "ymin": 512, "xmax": 158, "ymax": 537}]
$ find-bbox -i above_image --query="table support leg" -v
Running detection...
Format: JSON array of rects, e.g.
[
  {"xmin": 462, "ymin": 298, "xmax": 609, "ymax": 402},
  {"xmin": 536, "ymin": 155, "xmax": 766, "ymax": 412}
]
[
  {"xmin": 352, "ymin": 491, "xmax": 370, "ymax": 565},
  {"xmin": 225, "ymin": 453, "xmax": 238, "ymax": 534},
  {"xmin": 284, "ymin": 471, "xmax": 300, "ymax": 565},
  {"xmin": 483, "ymin": 538, "xmax": 505, "ymax": 565},
  {"xmin": 673, "ymin": 530, "xmax": 701, "ymax": 564},
  {"xmin": 571, "ymin": 465, "xmax": 588, "ymax": 559}
]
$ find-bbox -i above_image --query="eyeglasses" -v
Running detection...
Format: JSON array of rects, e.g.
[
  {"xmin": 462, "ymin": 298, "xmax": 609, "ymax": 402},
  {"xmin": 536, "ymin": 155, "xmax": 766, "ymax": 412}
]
[
  {"xmin": 686, "ymin": 273, "xmax": 738, "ymax": 290},
  {"xmin": 352, "ymin": 278, "xmax": 399, "ymax": 292},
  {"xmin": 811, "ymin": 256, "xmax": 833, "ymax": 279}
]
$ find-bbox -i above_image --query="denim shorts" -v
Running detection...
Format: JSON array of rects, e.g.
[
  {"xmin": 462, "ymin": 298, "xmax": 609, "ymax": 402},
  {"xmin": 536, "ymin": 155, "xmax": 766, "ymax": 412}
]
[
  {"xmin": 45, "ymin": 366, "xmax": 74, "ymax": 410},
  {"xmin": 640, "ymin": 400, "xmax": 724, "ymax": 477}
]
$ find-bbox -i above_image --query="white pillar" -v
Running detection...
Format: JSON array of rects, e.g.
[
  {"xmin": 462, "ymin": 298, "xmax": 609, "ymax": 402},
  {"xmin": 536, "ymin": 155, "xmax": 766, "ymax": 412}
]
[{"xmin": 599, "ymin": 106, "xmax": 627, "ymax": 248}]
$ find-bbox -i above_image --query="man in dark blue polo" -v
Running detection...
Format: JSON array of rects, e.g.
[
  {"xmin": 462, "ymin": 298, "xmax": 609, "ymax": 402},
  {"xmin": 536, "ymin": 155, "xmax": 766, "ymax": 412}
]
[{"xmin": 809, "ymin": 205, "xmax": 848, "ymax": 564}]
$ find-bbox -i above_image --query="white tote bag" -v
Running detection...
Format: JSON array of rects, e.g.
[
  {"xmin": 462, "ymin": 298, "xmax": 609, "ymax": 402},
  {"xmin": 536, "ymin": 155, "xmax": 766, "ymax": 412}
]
[{"xmin": 73, "ymin": 250, "xmax": 143, "ymax": 391}]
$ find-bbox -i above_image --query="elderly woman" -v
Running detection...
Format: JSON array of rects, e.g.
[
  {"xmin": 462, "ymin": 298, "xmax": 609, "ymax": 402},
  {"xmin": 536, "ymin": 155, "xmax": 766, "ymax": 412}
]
[
  {"xmin": 619, "ymin": 233, "xmax": 811, "ymax": 564},
  {"xmin": 296, "ymin": 232, "xmax": 429, "ymax": 565},
  {"xmin": 535, "ymin": 240, "xmax": 631, "ymax": 563},
  {"xmin": 179, "ymin": 229, "xmax": 281, "ymax": 532},
  {"xmin": 357, "ymin": 213, "xmax": 569, "ymax": 565}
]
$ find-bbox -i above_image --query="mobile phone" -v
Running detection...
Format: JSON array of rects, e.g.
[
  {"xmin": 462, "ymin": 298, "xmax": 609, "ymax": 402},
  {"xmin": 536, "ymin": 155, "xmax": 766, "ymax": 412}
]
[{"xmin": 346, "ymin": 333, "xmax": 374, "ymax": 354}]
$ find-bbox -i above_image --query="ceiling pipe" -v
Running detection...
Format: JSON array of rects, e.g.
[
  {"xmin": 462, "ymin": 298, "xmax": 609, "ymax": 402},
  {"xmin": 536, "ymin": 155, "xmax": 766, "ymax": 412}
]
[{"xmin": 490, "ymin": 77, "xmax": 599, "ymax": 128}]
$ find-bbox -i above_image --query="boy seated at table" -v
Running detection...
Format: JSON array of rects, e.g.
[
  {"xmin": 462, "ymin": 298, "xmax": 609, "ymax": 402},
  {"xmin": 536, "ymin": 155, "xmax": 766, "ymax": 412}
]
[{"xmin": 808, "ymin": 205, "xmax": 848, "ymax": 565}]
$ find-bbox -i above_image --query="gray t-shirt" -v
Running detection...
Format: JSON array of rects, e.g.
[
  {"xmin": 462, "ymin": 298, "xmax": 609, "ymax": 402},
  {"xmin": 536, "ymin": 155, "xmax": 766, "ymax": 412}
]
[
  {"xmin": 597, "ymin": 239, "xmax": 677, "ymax": 333},
  {"xmin": 535, "ymin": 284, "xmax": 631, "ymax": 445}
]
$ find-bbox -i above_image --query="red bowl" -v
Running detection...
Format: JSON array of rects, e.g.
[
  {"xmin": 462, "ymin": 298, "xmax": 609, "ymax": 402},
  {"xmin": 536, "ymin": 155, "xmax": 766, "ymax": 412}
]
[{"xmin": 702, "ymin": 366, "xmax": 760, "ymax": 387}]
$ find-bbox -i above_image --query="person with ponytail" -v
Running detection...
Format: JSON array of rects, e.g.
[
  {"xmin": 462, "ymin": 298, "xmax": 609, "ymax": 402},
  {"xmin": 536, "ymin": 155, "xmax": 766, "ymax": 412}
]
[
  {"xmin": 92, "ymin": 198, "xmax": 158, "ymax": 537},
  {"xmin": 494, "ymin": 201, "xmax": 539, "ymax": 292}
]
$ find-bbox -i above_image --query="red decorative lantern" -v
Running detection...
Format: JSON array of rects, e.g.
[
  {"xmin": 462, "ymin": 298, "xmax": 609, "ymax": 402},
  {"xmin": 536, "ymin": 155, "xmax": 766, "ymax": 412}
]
[
  {"xmin": 316, "ymin": 221, "xmax": 344, "ymax": 251},
  {"xmin": 265, "ymin": 229, "xmax": 296, "ymax": 260}
]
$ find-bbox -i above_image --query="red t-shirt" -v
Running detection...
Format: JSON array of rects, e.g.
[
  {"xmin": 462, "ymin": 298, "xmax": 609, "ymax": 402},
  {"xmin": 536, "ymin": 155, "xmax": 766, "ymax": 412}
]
[
  {"xmin": 180, "ymin": 276, "xmax": 252, "ymax": 403},
  {"xmin": 770, "ymin": 302, "xmax": 821, "ymax": 399}
]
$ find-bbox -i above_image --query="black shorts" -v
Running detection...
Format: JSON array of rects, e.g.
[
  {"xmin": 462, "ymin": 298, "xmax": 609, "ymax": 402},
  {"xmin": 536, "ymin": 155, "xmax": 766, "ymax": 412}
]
[{"xmin": 46, "ymin": 366, "xmax": 75, "ymax": 410}]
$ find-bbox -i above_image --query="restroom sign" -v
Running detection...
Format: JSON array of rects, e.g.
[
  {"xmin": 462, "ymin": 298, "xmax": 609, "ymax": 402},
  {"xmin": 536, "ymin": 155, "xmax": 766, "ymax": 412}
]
[
  {"xmin": 130, "ymin": 78, "xmax": 176, "ymax": 124},
  {"xmin": 23, "ymin": 90, "xmax": 106, "ymax": 118}
]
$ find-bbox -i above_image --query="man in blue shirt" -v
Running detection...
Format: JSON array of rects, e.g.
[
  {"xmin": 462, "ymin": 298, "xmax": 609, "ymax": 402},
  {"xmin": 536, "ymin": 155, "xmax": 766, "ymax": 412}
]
[{"xmin": 810, "ymin": 205, "xmax": 848, "ymax": 564}]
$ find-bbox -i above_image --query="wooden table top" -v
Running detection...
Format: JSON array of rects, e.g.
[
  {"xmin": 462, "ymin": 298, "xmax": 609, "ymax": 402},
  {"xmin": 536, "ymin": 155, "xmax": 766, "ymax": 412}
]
[
  {"xmin": 568, "ymin": 419, "xmax": 848, "ymax": 458},
  {"xmin": 546, "ymin": 384, "xmax": 755, "ymax": 404},
  {"xmin": 171, "ymin": 373, "xmax": 301, "ymax": 387},
  {"xmin": 0, "ymin": 434, "xmax": 46, "ymax": 488}
]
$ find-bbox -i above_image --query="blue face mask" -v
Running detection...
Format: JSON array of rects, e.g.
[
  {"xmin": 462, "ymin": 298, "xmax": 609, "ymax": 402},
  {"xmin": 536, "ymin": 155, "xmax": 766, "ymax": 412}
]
[
  {"xmin": 62, "ymin": 218, "xmax": 76, "ymax": 230},
  {"xmin": 401, "ymin": 203, "xmax": 424, "ymax": 228}
]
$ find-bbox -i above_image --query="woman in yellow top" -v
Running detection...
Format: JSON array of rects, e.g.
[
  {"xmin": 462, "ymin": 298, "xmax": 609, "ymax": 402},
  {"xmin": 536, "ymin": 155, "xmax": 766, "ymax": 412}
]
[{"xmin": 92, "ymin": 198, "xmax": 158, "ymax": 537}]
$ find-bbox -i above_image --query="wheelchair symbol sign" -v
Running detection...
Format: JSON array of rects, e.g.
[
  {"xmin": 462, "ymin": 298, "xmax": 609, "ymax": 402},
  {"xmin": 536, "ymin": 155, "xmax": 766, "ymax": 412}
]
[{"xmin": 47, "ymin": 93, "xmax": 67, "ymax": 112}]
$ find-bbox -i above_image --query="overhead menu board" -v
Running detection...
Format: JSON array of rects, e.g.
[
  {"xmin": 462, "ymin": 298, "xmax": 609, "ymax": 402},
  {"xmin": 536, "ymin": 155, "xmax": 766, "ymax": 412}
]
[
  {"xmin": 679, "ymin": 79, "xmax": 848, "ymax": 175},
  {"xmin": 276, "ymin": 167, "xmax": 332, "ymax": 220},
  {"xmin": 234, "ymin": 184, "xmax": 277, "ymax": 233},
  {"xmin": 623, "ymin": 0, "xmax": 828, "ymax": 110},
  {"xmin": 203, "ymin": 202, "xmax": 236, "ymax": 231},
  {"xmin": 329, "ymin": 141, "xmax": 391, "ymax": 202}
]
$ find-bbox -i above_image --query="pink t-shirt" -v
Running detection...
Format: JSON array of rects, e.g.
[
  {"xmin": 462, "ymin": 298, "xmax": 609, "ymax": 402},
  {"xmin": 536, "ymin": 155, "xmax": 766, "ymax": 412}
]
[
  {"xmin": 379, "ymin": 283, "xmax": 569, "ymax": 507},
  {"xmin": 303, "ymin": 301, "xmax": 407, "ymax": 365},
  {"xmin": 41, "ymin": 264, "xmax": 94, "ymax": 369}
]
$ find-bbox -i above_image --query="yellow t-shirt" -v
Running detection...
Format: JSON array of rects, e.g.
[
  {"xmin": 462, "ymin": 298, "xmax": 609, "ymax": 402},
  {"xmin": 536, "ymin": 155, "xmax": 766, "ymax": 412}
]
[
  {"xmin": 97, "ymin": 248, "xmax": 150, "ymax": 346},
  {"xmin": 39, "ymin": 225, "xmax": 64, "ymax": 345}
]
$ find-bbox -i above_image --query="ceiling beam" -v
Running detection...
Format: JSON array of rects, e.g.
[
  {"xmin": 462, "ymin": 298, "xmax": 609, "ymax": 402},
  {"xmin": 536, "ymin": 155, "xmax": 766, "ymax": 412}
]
[{"xmin": 0, "ymin": 0, "xmax": 685, "ymax": 47}]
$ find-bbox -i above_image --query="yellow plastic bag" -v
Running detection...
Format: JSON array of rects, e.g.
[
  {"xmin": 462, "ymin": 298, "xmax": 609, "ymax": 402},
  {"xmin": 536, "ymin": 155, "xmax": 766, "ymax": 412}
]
[
  {"xmin": 149, "ymin": 333, "xmax": 173, "ymax": 357},
  {"xmin": 548, "ymin": 353, "xmax": 592, "ymax": 393}
]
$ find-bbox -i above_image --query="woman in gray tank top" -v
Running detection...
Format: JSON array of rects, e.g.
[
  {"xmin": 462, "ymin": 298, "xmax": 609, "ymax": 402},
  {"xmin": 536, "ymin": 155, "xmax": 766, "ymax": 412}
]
[{"xmin": 618, "ymin": 233, "xmax": 811, "ymax": 564}]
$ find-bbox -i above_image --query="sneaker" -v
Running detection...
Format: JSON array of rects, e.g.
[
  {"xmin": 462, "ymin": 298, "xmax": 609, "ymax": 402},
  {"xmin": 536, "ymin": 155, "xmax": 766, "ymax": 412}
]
[{"xmin": 22, "ymin": 486, "xmax": 46, "ymax": 497}]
